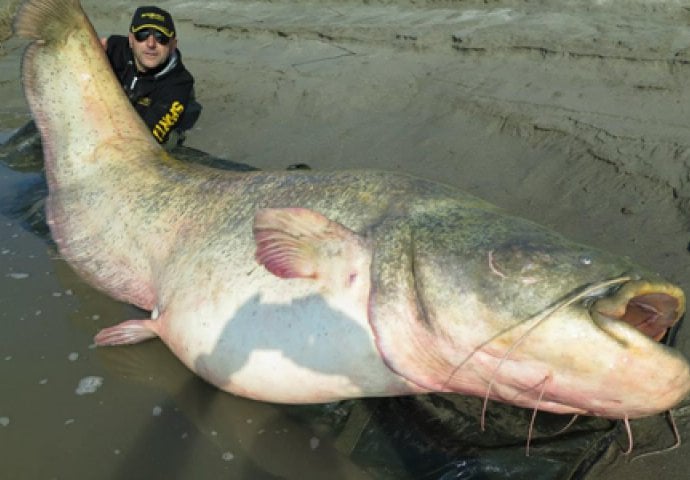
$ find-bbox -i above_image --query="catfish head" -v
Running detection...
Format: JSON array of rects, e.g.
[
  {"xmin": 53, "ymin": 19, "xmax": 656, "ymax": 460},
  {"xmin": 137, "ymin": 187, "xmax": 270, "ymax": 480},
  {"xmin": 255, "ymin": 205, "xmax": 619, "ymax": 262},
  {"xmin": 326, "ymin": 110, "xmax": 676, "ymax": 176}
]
[{"xmin": 368, "ymin": 201, "xmax": 690, "ymax": 419}]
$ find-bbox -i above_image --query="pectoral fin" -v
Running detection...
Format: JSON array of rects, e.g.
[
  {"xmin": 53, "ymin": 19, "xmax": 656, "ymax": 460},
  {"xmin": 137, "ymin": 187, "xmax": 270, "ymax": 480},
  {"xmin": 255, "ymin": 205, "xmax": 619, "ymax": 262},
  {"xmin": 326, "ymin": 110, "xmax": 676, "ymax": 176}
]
[{"xmin": 252, "ymin": 207, "xmax": 371, "ymax": 292}]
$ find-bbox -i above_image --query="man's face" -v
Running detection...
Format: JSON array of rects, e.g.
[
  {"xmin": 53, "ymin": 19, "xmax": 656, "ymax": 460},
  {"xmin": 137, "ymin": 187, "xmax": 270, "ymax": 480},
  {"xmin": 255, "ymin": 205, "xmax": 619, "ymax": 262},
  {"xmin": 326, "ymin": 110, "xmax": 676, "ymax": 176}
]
[{"xmin": 128, "ymin": 30, "xmax": 177, "ymax": 72}]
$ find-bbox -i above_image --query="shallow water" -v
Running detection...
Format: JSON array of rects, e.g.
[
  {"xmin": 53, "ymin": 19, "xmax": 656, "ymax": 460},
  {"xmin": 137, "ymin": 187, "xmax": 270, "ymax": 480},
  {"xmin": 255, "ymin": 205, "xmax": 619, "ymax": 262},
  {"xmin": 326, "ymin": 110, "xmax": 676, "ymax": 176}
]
[
  {"xmin": 0, "ymin": 130, "xmax": 15, "ymax": 144},
  {"xmin": 0, "ymin": 156, "xmax": 373, "ymax": 480}
]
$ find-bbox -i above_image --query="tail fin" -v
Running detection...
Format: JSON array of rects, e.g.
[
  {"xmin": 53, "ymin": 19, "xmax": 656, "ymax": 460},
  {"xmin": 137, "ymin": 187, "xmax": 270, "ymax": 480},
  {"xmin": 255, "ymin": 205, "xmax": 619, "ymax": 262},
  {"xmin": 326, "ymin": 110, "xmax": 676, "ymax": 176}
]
[{"xmin": 14, "ymin": 0, "xmax": 84, "ymax": 43}]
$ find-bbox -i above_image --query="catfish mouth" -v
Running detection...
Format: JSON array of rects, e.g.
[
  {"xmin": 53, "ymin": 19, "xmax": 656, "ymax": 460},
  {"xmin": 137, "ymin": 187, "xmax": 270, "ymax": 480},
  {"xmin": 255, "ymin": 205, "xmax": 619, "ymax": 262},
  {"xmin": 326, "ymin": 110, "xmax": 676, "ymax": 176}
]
[{"xmin": 590, "ymin": 280, "xmax": 686, "ymax": 343}]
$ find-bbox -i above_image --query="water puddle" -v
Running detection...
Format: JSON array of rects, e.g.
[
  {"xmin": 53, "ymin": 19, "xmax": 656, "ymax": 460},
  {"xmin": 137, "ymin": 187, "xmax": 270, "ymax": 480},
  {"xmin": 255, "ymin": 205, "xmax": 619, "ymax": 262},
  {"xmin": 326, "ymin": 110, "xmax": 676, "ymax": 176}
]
[{"xmin": 0, "ymin": 129, "xmax": 17, "ymax": 144}]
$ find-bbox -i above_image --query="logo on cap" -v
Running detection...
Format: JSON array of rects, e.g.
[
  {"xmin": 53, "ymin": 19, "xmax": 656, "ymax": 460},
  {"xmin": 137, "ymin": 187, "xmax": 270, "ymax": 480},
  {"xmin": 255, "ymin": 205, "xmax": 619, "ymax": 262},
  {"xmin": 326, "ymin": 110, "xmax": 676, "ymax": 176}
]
[{"xmin": 142, "ymin": 12, "xmax": 165, "ymax": 22}]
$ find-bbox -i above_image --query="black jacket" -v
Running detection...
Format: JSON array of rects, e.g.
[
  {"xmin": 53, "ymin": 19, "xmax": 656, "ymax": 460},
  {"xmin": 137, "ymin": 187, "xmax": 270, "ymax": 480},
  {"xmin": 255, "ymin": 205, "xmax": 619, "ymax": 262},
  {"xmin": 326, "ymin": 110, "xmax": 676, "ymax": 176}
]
[{"xmin": 105, "ymin": 35, "xmax": 196, "ymax": 143}]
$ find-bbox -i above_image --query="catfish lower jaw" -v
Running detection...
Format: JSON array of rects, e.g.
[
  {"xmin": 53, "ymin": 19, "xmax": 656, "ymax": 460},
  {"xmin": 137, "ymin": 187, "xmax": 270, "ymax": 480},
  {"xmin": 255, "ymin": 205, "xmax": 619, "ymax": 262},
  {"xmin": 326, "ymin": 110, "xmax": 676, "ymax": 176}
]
[
  {"xmin": 590, "ymin": 280, "xmax": 686, "ymax": 345},
  {"xmin": 582, "ymin": 280, "xmax": 690, "ymax": 418},
  {"xmin": 473, "ymin": 279, "xmax": 690, "ymax": 419}
]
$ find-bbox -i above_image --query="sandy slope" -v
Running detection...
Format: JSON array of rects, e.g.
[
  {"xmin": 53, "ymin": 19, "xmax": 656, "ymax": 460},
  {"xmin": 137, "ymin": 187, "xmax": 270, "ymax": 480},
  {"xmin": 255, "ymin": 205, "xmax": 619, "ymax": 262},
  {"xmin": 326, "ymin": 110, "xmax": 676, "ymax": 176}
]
[{"xmin": 1, "ymin": 1, "xmax": 690, "ymax": 478}]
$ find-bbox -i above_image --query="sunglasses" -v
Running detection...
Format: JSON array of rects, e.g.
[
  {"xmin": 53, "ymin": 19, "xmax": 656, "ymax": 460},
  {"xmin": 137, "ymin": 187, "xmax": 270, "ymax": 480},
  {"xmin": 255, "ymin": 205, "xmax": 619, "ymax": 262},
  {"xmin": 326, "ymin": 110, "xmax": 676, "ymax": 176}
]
[{"xmin": 133, "ymin": 29, "xmax": 171, "ymax": 45}]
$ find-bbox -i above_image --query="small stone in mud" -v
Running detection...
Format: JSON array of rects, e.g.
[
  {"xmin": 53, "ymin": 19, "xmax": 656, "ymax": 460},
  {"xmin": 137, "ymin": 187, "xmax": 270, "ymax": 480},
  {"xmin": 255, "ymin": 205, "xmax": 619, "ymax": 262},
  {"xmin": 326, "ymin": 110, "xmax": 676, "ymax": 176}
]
[
  {"xmin": 222, "ymin": 452, "xmax": 235, "ymax": 461},
  {"xmin": 8, "ymin": 272, "xmax": 29, "ymax": 279},
  {"xmin": 152, "ymin": 406, "xmax": 162, "ymax": 416},
  {"xmin": 68, "ymin": 352, "xmax": 79, "ymax": 361},
  {"xmin": 310, "ymin": 437, "xmax": 320, "ymax": 450},
  {"xmin": 0, "ymin": 417, "xmax": 9, "ymax": 427},
  {"xmin": 75, "ymin": 376, "xmax": 103, "ymax": 395}
]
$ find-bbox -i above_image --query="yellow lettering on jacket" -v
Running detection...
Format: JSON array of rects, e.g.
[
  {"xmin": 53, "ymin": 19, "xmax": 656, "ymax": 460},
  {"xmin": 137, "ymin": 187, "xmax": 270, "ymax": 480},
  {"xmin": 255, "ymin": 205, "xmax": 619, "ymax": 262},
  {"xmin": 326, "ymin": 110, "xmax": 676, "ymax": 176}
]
[{"xmin": 152, "ymin": 100, "xmax": 185, "ymax": 142}]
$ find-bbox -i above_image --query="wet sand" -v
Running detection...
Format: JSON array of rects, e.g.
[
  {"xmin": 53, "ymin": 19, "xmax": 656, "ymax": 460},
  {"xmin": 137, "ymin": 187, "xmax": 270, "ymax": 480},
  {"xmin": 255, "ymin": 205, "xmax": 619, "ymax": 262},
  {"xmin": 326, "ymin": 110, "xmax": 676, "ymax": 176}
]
[{"xmin": 2, "ymin": 1, "xmax": 690, "ymax": 478}]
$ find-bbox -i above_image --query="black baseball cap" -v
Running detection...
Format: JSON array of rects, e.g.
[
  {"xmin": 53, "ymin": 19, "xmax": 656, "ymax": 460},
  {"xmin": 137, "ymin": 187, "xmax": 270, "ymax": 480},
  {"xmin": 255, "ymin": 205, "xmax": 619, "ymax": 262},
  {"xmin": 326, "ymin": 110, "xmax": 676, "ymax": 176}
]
[{"xmin": 130, "ymin": 6, "xmax": 175, "ymax": 39}]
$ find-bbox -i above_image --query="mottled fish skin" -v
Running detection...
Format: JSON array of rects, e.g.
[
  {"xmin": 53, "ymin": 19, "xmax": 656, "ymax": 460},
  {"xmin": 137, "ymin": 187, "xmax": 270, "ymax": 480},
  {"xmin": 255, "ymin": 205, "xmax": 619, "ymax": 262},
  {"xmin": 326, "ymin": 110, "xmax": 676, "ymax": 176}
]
[{"xmin": 15, "ymin": 0, "xmax": 690, "ymax": 415}]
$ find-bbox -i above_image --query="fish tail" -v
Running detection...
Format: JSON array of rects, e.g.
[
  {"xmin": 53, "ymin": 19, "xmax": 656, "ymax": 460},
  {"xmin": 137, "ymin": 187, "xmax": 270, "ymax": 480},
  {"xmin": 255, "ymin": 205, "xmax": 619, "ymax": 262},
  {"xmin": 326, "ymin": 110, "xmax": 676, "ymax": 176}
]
[{"xmin": 14, "ymin": 0, "xmax": 84, "ymax": 42}]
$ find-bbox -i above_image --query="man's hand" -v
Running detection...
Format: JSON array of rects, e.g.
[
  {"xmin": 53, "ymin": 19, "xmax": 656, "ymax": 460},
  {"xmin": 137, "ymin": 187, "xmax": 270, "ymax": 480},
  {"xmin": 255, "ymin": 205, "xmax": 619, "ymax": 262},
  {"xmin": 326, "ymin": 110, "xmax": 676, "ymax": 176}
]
[{"xmin": 99, "ymin": 37, "xmax": 107, "ymax": 49}]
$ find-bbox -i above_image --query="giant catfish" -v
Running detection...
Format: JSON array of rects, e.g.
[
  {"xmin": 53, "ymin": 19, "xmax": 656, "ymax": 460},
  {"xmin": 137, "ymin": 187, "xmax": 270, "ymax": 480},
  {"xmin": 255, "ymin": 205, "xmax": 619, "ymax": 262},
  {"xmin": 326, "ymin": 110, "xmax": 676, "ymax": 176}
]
[{"xmin": 14, "ymin": 0, "xmax": 690, "ymax": 428}]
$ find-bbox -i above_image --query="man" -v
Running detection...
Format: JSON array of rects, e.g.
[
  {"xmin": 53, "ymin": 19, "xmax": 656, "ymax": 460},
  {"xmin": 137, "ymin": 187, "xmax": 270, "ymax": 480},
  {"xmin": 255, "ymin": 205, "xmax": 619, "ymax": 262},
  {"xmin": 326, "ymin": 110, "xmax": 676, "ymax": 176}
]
[{"xmin": 101, "ymin": 6, "xmax": 201, "ymax": 146}]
